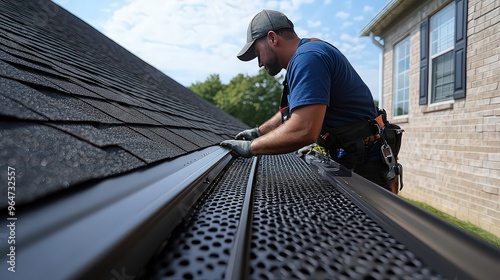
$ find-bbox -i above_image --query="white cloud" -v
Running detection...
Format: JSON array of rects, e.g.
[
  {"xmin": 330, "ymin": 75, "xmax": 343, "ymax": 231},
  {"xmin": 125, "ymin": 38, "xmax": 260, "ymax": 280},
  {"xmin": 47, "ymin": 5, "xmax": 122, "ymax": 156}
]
[
  {"xmin": 54, "ymin": 0, "xmax": 387, "ymax": 100},
  {"xmin": 341, "ymin": 22, "xmax": 353, "ymax": 28},
  {"xmin": 335, "ymin": 11, "xmax": 350, "ymax": 20},
  {"xmin": 307, "ymin": 20, "xmax": 321, "ymax": 28},
  {"xmin": 271, "ymin": 0, "xmax": 315, "ymax": 16},
  {"xmin": 363, "ymin": 5, "xmax": 374, "ymax": 13},
  {"xmin": 100, "ymin": 0, "xmax": 322, "ymax": 85},
  {"xmin": 102, "ymin": 0, "xmax": 270, "ymax": 85},
  {"xmin": 340, "ymin": 33, "xmax": 360, "ymax": 44},
  {"xmin": 96, "ymin": 0, "xmax": 383, "ymax": 87}
]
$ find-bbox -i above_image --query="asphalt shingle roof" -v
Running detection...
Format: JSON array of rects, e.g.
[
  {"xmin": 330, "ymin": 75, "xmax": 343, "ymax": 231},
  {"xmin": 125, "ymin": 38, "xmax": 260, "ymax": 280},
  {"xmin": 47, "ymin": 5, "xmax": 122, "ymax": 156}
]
[{"xmin": 0, "ymin": 0, "xmax": 248, "ymax": 206}]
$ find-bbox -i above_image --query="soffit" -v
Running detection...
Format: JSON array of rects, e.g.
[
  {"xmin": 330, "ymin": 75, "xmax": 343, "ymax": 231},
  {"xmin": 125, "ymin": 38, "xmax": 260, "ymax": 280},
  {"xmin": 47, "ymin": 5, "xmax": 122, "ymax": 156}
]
[{"xmin": 360, "ymin": 0, "xmax": 421, "ymax": 37}]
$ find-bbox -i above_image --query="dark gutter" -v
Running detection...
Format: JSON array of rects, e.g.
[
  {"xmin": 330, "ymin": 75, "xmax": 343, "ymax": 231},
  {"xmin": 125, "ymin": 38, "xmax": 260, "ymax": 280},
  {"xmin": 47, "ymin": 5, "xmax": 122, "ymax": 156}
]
[
  {"xmin": 0, "ymin": 146, "xmax": 233, "ymax": 280},
  {"xmin": 305, "ymin": 155, "xmax": 500, "ymax": 280}
]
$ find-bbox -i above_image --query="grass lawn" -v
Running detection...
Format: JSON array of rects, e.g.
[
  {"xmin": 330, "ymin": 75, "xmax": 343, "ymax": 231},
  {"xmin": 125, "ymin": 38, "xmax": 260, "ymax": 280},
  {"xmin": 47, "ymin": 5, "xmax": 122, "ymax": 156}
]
[{"xmin": 404, "ymin": 198, "xmax": 500, "ymax": 248}]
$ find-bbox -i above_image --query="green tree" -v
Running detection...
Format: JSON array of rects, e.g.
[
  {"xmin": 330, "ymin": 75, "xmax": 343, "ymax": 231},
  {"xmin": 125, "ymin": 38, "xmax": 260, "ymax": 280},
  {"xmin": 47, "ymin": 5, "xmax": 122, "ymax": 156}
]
[
  {"xmin": 213, "ymin": 69, "xmax": 283, "ymax": 127},
  {"xmin": 213, "ymin": 73, "xmax": 249, "ymax": 118},
  {"xmin": 246, "ymin": 69, "xmax": 283, "ymax": 126},
  {"xmin": 189, "ymin": 74, "xmax": 225, "ymax": 105},
  {"xmin": 190, "ymin": 69, "xmax": 283, "ymax": 127}
]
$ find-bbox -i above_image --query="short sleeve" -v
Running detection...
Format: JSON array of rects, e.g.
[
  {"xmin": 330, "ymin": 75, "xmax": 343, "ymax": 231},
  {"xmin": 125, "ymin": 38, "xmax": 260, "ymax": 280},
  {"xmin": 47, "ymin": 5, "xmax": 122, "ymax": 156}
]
[{"xmin": 286, "ymin": 50, "xmax": 332, "ymax": 112}]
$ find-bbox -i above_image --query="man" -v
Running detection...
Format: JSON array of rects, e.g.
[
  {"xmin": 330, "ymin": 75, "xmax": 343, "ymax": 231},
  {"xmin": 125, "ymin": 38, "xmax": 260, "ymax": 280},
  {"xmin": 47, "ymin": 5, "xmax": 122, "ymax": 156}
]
[{"xmin": 221, "ymin": 10, "xmax": 398, "ymax": 193}]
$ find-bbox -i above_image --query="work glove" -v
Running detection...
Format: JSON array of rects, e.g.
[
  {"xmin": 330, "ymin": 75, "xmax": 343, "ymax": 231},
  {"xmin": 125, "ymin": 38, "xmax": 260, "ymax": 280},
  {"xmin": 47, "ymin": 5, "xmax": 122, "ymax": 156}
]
[
  {"xmin": 220, "ymin": 140, "xmax": 253, "ymax": 158},
  {"xmin": 234, "ymin": 128, "xmax": 261, "ymax": 140}
]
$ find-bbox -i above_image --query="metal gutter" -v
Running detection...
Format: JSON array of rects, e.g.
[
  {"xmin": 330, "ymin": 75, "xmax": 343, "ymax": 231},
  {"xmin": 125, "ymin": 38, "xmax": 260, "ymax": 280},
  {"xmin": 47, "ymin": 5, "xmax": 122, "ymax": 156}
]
[
  {"xmin": 0, "ymin": 146, "xmax": 233, "ymax": 280},
  {"xmin": 224, "ymin": 156, "xmax": 259, "ymax": 280},
  {"xmin": 359, "ymin": 0, "xmax": 397, "ymax": 36},
  {"xmin": 360, "ymin": 0, "xmax": 423, "ymax": 37},
  {"xmin": 305, "ymin": 155, "xmax": 500, "ymax": 280},
  {"xmin": 370, "ymin": 31, "xmax": 384, "ymax": 107}
]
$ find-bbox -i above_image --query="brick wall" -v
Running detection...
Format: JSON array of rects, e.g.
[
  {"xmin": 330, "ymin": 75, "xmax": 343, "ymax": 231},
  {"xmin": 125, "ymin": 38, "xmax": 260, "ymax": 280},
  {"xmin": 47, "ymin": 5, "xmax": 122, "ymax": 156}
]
[{"xmin": 379, "ymin": 0, "xmax": 500, "ymax": 236}]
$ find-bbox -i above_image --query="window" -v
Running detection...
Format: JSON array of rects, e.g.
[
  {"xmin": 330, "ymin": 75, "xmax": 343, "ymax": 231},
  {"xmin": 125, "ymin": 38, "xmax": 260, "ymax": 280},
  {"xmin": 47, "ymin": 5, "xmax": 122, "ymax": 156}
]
[
  {"xmin": 429, "ymin": 3, "xmax": 455, "ymax": 103},
  {"xmin": 419, "ymin": 0, "xmax": 468, "ymax": 105},
  {"xmin": 394, "ymin": 37, "xmax": 410, "ymax": 116}
]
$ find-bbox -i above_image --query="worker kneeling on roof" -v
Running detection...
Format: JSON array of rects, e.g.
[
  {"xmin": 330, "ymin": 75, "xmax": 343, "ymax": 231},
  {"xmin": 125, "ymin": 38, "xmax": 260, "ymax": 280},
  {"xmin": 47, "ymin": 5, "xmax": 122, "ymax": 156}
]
[{"xmin": 221, "ymin": 10, "xmax": 403, "ymax": 194}]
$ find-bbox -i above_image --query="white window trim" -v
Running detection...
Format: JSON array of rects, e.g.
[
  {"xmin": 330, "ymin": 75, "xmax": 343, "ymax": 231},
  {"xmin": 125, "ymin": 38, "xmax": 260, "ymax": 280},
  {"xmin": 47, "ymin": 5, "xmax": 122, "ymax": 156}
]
[
  {"xmin": 393, "ymin": 37, "xmax": 410, "ymax": 117},
  {"xmin": 427, "ymin": 2, "xmax": 455, "ymax": 106}
]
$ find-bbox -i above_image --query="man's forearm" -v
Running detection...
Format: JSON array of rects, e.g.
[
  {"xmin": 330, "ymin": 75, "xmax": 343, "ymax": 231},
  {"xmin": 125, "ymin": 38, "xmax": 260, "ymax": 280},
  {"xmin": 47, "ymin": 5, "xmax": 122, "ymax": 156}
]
[
  {"xmin": 258, "ymin": 111, "xmax": 282, "ymax": 135},
  {"xmin": 251, "ymin": 125, "xmax": 312, "ymax": 155},
  {"xmin": 251, "ymin": 104, "xmax": 327, "ymax": 155}
]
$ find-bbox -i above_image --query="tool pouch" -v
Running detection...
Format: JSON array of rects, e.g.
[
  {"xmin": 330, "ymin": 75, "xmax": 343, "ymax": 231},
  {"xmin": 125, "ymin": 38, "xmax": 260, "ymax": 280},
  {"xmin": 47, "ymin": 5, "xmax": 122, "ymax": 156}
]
[
  {"xmin": 377, "ymin": 108, "xmax": 403, "ymax": 160},
  {"xmin": 377, "ymin": 108, "xmax": 404, "ymax": 191},
  {"xmin": 384, "ymin": 123, "xmax": 403, "ymax": 159}
]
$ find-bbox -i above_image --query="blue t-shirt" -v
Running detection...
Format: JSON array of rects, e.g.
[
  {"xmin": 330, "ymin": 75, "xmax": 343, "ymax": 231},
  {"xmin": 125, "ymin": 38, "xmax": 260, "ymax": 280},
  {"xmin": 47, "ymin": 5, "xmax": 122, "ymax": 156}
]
[
  {"xmin": 286, "ymin": 38, "xmax": 380, "ymax": 160},
  {"xmin": 286, "ymin": 38, "xmax": 378, "ymax": 127}
]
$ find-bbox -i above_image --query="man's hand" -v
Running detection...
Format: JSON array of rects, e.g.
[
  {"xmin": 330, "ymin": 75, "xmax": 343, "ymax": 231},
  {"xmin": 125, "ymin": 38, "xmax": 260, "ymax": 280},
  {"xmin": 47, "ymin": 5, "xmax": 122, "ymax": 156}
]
[
  {"xmin": 220, "ymin": 140, "xmax": 253, "ymax": 158},
  {"xmin": 235, "ymin": 128, "xmax": 261, "ymax": 140}
]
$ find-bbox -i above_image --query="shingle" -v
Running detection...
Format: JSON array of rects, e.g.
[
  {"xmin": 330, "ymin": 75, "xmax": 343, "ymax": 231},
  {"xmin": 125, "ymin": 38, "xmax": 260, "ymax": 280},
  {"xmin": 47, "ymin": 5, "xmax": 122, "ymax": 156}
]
[
  {"xmin": 0, "ymin": 77, "xmax": 121, "ymax": 123},
  {"xmin": 0, "ymin": 47, "xmax": 61, "ymax": 77},
  {"xmin": 135, "ymin": 107, "xmax": 188, "ymax": 127},
  {"xmin": 42, "ymin": 76, "xmax": 104, "ymax": 99},
  {"xmin": 191, "ymin": 129, "xmax": 226, "ymax": 144},
  {"xmin": 130, "ymin": 126, "xmax": 185, "ymax": 152},
  {"xmin": 79, "ymin": 98, "xmax": 159, "ymax": 125},
  {"xmin": 72, "ymin": 79, "xmax": 140, "ymax": 105},
  {"xmin": 170, "ymin": 128, "xmax": 214, "ymax": 147},
  {"xmin": 0, "ymin": 58, "xmax": 56, "ymax": 88},
  {"xmin": 148, "ymin": 127, "xmax": 201, "ymax": 152},
  {"xmin": 0, "ymin": 121, "xmax": 145, "ymax": 206},
  {"xmin": 47, "ymin": 60, "xmax": 92, "ymax": 82},
  {"xmin": 53, "ymin": 123, "xmax": 185, "ymax": 163},
  {"xmin": 0, "ymin": 94, "xmax": 48, "ymax": 121},
  {"xmin": 0, "ymin": 0, "xmax": 248, "ymax": 205}
]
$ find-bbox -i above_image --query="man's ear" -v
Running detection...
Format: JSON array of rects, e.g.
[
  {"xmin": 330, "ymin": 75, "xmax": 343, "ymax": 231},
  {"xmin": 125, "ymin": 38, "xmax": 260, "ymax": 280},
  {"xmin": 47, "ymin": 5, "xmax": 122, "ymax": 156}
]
[{"xmin": 267, "ymin": 31, "xmax": 278, "ymax": 46}]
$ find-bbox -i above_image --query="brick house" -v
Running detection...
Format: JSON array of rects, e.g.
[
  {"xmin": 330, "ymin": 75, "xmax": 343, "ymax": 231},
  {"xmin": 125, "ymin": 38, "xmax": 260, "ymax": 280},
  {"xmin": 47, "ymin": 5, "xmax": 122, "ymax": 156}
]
[{"xmin": 361, "ymin": 0, "xmax": 499, "ymax": 236}]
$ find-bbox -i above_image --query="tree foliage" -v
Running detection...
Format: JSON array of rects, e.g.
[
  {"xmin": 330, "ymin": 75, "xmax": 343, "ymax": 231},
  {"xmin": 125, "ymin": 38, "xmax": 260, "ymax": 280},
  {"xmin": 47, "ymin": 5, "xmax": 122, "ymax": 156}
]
[
  {"xmin": 188, "ymin": 74, "xmax": 225, "ymax": 104},
  {"xmin": 190, "ymin": 69, "xmax": 283, "ymax": 127}
]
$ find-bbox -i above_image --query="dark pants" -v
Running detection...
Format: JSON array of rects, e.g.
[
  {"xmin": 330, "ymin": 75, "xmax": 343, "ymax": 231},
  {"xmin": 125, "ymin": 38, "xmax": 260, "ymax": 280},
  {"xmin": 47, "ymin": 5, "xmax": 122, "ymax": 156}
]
[
  {"xmin": 327, "ymin": 136, "xmax": 402, "ymax": 193},
  {"xmin": 350, "ymin": 160, "xmax": 391, "ymax": 191},
  {"xmin": 332, "ymin": 153, "xmax": 391, "ymax": 192}
]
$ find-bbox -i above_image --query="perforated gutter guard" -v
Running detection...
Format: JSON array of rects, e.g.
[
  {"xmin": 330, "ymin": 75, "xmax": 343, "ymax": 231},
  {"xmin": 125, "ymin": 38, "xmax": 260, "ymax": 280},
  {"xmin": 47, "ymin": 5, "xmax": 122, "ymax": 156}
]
[
  {"xmin": 224, "ymin": 156, "xmax": 259, "ymax": 280},
  {"xmin": 145, "ymin": 153, "xmax": 500, "ymax": 280},
  {"xmin": 2, "ymin": 150, "xmax": 499, "ymax": 280},
  {"xmin": 0, "ymin": 146, "xmax": 232, "ymax": 280},
  {"xmin": 305, "ymin": 155, "xmax": 500, "ymax": 280}
]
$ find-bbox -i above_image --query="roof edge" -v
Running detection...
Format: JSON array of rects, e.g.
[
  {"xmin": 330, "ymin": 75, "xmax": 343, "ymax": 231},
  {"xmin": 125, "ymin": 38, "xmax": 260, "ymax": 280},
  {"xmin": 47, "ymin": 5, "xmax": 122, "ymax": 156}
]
[
  {"xmin": 0, "ymin": 146, "xmax": 232, "ymax": 279},
  {"xmin": 359, "ymin": 0, "xmax": 398, "ymax": 36}
]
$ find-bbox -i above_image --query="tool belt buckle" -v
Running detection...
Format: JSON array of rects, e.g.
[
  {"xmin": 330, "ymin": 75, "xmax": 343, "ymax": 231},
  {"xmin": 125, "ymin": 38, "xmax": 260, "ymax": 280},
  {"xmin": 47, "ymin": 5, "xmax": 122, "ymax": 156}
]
[
  {"xmin": 381, "ymin": 143, "xmax": 393, "ymax": 163},
  {"xmin": 381, "ymin": 143, "xmax": 397, "ymax": 180}
]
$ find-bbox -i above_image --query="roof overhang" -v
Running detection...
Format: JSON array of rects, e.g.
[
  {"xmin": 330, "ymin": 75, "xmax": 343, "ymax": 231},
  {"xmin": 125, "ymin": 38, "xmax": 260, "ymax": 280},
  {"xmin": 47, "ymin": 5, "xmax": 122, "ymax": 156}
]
[
  {"xmin": 0, "ymin": 146, "xmax": 232, "ymax": 279},
  {"xmin": 360, "ymin": 0, "xmax": 420, "ymax": 37}
]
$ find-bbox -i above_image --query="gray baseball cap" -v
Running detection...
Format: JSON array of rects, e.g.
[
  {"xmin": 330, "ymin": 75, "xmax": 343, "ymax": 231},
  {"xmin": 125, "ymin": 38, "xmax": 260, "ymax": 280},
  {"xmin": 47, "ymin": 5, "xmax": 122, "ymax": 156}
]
[{"xmin": 237, "ymin": 10, "xmax": 294, "ymax": 61}]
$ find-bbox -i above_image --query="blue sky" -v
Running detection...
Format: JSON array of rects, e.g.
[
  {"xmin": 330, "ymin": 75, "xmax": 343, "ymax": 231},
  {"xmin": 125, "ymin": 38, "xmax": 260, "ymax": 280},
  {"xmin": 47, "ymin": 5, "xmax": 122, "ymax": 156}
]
[{"xmin": 52, "ymin": 0, "xmax": 388, "ymax": 100}]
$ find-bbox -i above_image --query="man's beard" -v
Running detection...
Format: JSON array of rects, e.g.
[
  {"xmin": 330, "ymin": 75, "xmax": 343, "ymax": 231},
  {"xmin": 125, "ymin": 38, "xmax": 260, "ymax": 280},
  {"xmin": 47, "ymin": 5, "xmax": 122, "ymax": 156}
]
[{"xmin": 264, "ymin": 45, "xmax": 281, "ymax": 76}]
